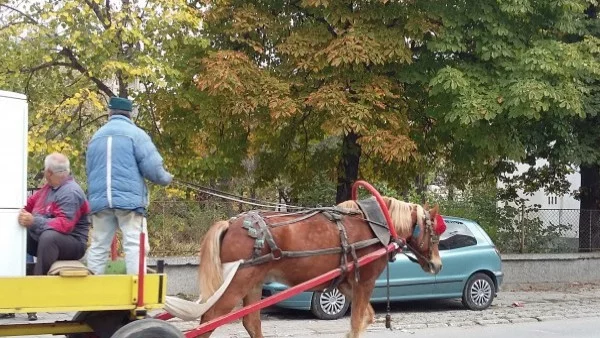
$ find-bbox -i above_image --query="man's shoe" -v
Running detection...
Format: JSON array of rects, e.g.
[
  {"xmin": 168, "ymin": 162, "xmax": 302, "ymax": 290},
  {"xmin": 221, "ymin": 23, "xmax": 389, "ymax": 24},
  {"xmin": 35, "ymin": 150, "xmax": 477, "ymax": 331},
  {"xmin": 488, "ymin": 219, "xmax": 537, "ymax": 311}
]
[
  {"xmin": 27, "ymin": 313, "xmax": 37, "ymax": 321},
  {"xmin": 0, "ymin": 313, "xmax": 15, "ymax": 319}
]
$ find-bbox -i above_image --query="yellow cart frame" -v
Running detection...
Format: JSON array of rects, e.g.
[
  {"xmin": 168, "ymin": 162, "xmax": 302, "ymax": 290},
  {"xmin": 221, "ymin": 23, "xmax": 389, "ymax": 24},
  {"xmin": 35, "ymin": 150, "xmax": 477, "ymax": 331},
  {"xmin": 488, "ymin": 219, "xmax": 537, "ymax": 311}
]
[{"xmin": 0, "ymin": 272, "xmax": 167, "ymax": 337}]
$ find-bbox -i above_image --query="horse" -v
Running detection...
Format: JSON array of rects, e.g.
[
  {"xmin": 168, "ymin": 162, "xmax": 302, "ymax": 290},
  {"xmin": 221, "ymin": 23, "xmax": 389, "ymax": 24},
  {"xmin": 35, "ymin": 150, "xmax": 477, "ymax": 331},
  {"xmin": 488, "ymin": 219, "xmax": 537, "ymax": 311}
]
[{"xmin": 197, "ymin": 196, "xmax": 445, "ymax": 338}]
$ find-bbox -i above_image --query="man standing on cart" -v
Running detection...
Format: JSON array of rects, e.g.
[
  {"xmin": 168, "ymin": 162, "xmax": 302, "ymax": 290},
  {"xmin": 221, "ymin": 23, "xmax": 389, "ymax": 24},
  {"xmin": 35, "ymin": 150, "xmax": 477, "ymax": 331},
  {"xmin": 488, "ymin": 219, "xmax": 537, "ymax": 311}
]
[{"xmin": 85, "ymin": 97, "xmax": 172, "ymax": 275}]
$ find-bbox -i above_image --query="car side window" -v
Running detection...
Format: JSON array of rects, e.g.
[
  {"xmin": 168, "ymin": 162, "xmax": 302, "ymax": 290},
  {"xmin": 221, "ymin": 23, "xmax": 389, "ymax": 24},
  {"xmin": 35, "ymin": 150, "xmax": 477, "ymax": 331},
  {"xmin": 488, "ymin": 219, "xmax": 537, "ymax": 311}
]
[{"xmin": 438, "ymin": 220, "xmax": 477, "ymax": 251}]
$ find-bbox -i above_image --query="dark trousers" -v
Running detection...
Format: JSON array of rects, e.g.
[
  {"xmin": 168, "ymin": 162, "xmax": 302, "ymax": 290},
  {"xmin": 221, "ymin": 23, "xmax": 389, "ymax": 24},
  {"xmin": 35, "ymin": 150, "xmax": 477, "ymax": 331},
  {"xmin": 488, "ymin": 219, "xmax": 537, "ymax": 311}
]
[{"xmin": 27, "ymin": 230, "xmax": 86, "ymax": 275}]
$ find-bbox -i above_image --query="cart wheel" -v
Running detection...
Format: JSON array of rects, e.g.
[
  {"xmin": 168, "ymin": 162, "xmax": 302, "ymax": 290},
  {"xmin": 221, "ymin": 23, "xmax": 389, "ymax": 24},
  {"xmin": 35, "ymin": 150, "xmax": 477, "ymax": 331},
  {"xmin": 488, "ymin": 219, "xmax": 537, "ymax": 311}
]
[
  {"xmin": 110, "ymin": 318, "xmax": 184, "ymax": 338},
  {"xmin": 67, "ymin": 310, "xmax": 131, "ymax": 338}
]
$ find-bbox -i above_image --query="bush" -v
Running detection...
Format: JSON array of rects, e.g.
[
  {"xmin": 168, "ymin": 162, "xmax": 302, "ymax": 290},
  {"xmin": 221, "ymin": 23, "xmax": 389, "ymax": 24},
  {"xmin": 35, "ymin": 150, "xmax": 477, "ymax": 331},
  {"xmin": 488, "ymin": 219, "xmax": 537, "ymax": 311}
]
[
  {"xmin": 146, "ymin": 200, "xmax": 233, "ymax": 256},
  {"xmin": 434, "ymin": 188, "xmax": 572, "ymax": 253},
  {"xmin": 140, "ymin": 182, "xmax": 574, "ymax": 256}
]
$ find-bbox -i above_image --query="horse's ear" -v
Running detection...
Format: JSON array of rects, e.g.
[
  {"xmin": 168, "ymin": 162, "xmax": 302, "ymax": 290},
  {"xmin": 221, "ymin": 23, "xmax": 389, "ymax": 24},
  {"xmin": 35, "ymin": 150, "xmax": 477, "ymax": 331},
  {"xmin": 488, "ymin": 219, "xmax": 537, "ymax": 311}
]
[
  {"xmin": 424, "ymin": 202, "xmax": 430, "ymax": 210},
  {"xmin": 411, "ymin": 205, "xmax": 418, "ymax": 223}
]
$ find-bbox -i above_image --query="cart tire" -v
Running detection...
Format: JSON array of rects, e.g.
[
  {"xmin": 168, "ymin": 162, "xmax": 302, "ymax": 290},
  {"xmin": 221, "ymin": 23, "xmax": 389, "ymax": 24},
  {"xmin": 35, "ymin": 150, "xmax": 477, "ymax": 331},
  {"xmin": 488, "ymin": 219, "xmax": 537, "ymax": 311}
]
[
  {"xmin": 66, "ymin": 310, "xmax": 131, "ymax": 338},
  {"xmin": 110, "ymin": 318, "xmax": 184, "ymax": 338}
]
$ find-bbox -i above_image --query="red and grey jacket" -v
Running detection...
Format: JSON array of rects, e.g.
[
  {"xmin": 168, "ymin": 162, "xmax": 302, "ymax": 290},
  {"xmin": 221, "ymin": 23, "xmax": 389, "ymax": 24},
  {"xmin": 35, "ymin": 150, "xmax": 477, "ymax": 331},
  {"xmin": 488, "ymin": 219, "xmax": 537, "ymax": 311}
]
[{"xmin": 25, "ymin": 177, "xmax": 91, "ymax": 245}]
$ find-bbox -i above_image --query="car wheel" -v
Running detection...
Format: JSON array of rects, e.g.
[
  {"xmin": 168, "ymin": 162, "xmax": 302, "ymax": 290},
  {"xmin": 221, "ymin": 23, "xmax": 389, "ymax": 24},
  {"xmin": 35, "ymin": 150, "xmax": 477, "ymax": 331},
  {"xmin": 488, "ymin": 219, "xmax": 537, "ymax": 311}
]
[
  {"xmin": 462, "ymin": 273, "xmax": 495, "ymax": 310},
  {"xmin": 310, "ymin": 288, "xmax": 350, "ymax": 320}
]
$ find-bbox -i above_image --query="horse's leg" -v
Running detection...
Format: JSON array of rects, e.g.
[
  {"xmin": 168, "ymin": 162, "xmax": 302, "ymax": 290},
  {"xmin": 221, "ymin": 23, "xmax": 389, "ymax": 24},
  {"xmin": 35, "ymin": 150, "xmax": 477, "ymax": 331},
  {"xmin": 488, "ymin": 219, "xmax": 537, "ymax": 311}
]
[
  {"xmin": 242, "ymin": 283, "xmax": 264, "ymax": 338},
  {"xmin": 339, "ymin": 280, "xmax": 375, "ymax": 327},
  {"xmin": 199, "ymin": 269, "xmax": 264, "ymax": 338},
  {"xmin": 364, "ymin": 303, "xmax": 375, "ymax": 327},
  {"xmin": 338, "ymin": 281, "xmax": 353, "ymax": 300},
  {"xmin": 345, "ymin": 278, "xmax": 377, "ymax": 338},
  {"xmin": 198, "ymin": 295, "xmax": 238, "ymax": 338}
]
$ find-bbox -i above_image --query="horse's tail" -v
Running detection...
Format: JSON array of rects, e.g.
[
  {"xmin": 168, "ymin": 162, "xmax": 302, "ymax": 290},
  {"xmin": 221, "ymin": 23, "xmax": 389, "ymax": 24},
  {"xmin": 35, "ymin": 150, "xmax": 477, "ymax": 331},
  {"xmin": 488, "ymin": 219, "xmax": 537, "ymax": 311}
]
[{"xmin": 199, "ymin": 220, "xmax": 229, "ymax": 302}]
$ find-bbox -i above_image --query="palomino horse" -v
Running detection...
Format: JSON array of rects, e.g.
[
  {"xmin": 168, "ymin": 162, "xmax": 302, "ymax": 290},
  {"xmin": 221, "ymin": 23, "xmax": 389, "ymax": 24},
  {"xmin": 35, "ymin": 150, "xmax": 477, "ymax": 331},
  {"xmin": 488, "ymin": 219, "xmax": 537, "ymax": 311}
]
[{"xmin": 197, "ymin": 196, "xmax": 445, "ymax": 338}]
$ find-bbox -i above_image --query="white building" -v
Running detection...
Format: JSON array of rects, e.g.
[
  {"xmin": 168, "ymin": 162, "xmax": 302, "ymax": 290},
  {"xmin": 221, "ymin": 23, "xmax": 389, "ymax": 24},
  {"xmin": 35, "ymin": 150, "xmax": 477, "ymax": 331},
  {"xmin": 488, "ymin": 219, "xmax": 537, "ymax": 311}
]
[{"xmin": 497, "ymin": 159, "xmax": 581, "ymax": 239}]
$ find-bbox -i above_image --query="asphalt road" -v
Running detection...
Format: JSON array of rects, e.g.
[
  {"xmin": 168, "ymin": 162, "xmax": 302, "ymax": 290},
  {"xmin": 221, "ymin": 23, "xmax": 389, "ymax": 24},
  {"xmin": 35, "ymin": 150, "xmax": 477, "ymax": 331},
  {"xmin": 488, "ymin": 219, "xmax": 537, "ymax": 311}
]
[
  {"xmin": 6, "ymin": 282, "xmax": 600, "ymax": 337},
  {"xmin": 295, "ymin": 317, "xmax": 600, "ymax": 338}
]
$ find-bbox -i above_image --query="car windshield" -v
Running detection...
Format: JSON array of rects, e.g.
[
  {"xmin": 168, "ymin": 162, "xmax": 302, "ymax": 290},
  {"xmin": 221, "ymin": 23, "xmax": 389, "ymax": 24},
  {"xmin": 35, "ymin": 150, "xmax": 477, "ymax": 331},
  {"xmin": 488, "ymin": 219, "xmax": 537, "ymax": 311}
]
[{"xmin": 439, "ymin": 219, "xmax": 478, "ymax": 250}]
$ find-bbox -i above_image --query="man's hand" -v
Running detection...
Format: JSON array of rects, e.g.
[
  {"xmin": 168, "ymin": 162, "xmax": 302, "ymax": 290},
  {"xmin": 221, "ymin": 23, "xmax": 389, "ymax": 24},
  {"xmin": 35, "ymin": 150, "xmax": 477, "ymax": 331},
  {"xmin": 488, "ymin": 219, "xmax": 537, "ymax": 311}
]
[{"xmin": 18, "ymin": 210, "xmax": 34, "ymax": 228}]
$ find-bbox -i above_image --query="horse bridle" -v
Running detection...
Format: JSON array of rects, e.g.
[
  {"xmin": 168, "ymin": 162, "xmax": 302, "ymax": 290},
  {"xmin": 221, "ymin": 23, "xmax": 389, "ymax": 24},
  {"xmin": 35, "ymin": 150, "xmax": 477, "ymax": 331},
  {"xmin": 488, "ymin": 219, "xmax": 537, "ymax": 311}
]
[{"xmin": 403, "ymin": 208, "xmax": 440, "ymax": 268}]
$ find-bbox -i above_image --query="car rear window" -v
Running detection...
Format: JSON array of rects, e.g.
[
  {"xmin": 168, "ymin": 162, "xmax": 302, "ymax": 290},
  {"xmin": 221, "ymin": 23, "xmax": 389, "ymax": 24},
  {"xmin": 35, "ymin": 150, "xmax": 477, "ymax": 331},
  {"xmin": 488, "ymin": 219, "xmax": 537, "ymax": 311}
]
[{"xmin": 438, "ymin": 219, "xmax": 477, "ymax": 250}]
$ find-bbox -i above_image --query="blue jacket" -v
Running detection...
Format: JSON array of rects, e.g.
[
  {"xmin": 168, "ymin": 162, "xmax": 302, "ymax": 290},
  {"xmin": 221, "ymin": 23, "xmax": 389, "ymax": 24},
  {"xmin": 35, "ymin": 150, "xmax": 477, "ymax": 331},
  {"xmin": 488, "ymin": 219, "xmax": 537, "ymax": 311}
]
[{"xmin": 86, "ymin": 115, "xmax": 172, "ymax": 214}]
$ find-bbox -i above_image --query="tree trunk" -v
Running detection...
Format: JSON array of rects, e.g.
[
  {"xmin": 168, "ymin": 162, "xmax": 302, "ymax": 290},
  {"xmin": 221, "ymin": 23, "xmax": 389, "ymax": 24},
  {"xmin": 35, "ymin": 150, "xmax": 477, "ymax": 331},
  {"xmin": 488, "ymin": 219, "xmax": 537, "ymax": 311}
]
[
  {"xmin": 578, "ymin": 5, "xmax": 600, "ymax": 252},
  {"xmin": 117, "ymin": 70, "xmax": 128, "ymax": 98},
  {"xmin": 414, "ymin": 174, "xmax": 426, "ymax": 204},
  {"xmin": 336, "ymin": 132, "xmax": 361, "ymax": 204},
  {"xmin": 578, "ymin": 164, "xmax": 600, "ymax": 252}
]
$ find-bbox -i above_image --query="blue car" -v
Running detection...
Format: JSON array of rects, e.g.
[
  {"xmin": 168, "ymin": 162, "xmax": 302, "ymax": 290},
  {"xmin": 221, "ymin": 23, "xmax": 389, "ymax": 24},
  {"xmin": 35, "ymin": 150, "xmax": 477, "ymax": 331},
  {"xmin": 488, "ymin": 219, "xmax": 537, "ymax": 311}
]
[{"xmin": 262, "ymin": 216, "xmax": 503, "ymax": 319}]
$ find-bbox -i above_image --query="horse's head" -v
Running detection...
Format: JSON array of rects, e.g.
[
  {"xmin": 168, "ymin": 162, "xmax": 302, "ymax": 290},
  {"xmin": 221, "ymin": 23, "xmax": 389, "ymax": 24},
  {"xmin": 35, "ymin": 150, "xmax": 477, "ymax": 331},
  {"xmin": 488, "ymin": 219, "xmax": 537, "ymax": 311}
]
[{"xmin": 387, "ymin": 198, "xmax": 446, "ymax": 274}]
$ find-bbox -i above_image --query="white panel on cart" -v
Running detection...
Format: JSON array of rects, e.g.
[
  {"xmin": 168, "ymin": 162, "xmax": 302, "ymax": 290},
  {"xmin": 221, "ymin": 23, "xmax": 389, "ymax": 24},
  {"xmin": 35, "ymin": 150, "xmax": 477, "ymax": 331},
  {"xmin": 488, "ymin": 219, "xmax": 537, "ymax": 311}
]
[
  {"xmin": 0, "ymin": 209, "xmax": 26, "ymax": 276},
  {"xmin": 0, "ymin": 91, "xmax": 27, "ymax": 208},
  {"xmin": 0, "ymin": 90, "xmax": 28, "ymax": 277}
]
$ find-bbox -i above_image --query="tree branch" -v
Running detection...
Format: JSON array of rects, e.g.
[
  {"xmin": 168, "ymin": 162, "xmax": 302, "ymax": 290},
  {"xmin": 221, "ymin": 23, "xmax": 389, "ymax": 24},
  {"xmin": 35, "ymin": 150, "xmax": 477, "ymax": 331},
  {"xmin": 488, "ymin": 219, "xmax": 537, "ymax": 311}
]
[
  {"xmin": 116, "ymin": 69, "xmax": 128, "ymax": 97},
  {"xmin": 290, "ymin": 2, "xmax": 338, "ymax": 37},
  {"xmin": 72, "ymin": 113, "xmax": 109, "ymax": 134},
  {"xmin": 83, "ymin": 0, "xmax": 111, "ymax": 29},
  {"xmin": 60, "ymin": 47, "xmax": 116, "ymax": 97},
  {"xmin": 0, "ymin": 19, "xmax": 28, "ymax": 31},
  {"xmin": 26, "ymin": 61, "xmax": 73, "ymax": 73},
  {"xmin": 2, "ymin": 61, "xmax": 73, "ymax": 75},
  {"xmin": 142, "ymin": 83, "xmax": 162, "ymax": 137},
  {"xmin": 105, "ymin": 0, "xmax": 112, "ymax": 24},
  {"xmin": 24, "ymin": 70, "xmax": 35, "ymax": 96},
  {"xmin": 0, "ymin": 4, "xmax": 40, "ymax": 26}
]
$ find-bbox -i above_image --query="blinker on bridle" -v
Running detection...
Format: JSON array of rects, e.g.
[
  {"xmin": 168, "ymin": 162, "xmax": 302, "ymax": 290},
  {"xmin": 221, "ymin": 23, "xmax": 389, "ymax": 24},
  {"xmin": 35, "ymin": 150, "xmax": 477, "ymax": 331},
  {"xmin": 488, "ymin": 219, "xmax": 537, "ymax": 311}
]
[{"xmin": 405, "ymin": 210, "xmax": 447, "ymax": 265}]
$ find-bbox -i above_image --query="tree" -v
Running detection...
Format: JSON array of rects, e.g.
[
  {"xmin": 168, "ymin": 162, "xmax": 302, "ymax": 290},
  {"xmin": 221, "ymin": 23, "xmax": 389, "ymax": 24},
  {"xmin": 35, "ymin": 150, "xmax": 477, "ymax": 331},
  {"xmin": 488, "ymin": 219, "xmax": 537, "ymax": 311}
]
[
  {"xmin": 193, "ymin": 0, "xmax": 600, "ymax": 208},
  {"xmin": 419, "ymin": 0, "xmax": 600, "ymax": 250},
  {"xmin": 0, "ymin": 0, "xmax": 204, "ymax": 181},
  {"xmin": 194, "ymin": 0, "xmax": 427, "ymax": 203}
]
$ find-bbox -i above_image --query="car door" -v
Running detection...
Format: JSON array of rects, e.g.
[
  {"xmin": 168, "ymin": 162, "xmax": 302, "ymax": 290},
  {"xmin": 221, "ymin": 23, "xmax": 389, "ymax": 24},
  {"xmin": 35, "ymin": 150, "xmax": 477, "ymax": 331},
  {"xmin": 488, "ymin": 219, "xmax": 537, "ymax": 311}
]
[
  {"xmin": 370, "ymin": 252, "xmax": 435, "ymax": 302},
  {"xmin": 434, "ymin": 220, "xmax": 480, "ymax": 297}
]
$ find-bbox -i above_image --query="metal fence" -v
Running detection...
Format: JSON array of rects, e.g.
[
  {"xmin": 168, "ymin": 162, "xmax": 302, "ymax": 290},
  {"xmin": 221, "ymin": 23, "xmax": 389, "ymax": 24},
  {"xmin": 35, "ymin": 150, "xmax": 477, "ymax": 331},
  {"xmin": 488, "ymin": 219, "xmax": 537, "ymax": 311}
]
[
  {"xmin": 144, "ymin": 202, "xmax": 600, "ymax": 255},
  {"xmin": 517, "ymin": 208, "xmax": 600, "ymax": 253},
  {"xmin": 23, "ymin": 188, "xmax": 600, "ymax": 255}
]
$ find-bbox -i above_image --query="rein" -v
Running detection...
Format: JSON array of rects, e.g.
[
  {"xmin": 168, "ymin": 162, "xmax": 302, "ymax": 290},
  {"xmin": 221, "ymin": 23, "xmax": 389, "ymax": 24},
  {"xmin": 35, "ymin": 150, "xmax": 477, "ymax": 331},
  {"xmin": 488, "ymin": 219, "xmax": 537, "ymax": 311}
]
[
  {"xmin": 174, "ymin": 179, "xmax": 316, "ymax": 211},
  {"xmin": 175, "ymin": 178, "xmax": 441, "ymax": 271}
]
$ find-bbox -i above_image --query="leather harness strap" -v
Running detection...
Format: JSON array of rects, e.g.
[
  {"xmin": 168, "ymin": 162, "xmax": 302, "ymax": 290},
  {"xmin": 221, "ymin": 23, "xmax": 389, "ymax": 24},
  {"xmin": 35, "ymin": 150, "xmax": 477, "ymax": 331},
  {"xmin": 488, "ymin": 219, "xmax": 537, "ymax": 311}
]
[
  {"xmin": 239, "ymin": 238, "xmax": 381, "ymax": 268},
  {"xmin": 238, "ymin": 207, "xmax": 382, "ymax": 271}
]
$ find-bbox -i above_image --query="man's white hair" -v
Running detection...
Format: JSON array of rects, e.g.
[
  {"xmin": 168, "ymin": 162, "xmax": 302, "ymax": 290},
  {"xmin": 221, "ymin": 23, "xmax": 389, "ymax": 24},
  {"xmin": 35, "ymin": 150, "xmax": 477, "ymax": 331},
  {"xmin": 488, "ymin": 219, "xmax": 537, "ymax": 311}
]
[{"xmin": 44, "ymin": 153, "xmax": 70, "ymax": 176}]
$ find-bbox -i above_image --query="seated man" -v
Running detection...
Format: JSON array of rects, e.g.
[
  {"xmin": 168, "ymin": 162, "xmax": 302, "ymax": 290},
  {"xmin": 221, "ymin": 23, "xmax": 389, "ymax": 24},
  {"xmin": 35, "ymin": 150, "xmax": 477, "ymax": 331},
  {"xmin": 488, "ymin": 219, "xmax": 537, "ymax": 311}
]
[{"xmin": 0, "ymin": 153, "xmax": 90, "ymax": 321}]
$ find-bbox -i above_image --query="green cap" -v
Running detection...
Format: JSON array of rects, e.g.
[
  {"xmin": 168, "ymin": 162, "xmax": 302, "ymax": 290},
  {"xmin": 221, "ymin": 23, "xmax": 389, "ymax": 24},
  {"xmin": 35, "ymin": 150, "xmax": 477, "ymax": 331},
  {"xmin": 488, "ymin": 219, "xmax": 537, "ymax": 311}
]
[{"xmin": 108, "ymin": 97, "xmax": 133, "ymax": 112}]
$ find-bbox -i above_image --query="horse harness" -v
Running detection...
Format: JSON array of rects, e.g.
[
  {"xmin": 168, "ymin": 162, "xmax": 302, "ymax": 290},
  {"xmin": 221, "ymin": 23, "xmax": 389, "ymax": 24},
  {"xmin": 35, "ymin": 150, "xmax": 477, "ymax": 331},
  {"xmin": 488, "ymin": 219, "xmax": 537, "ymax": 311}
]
[
  {"xmin": 234, "ymin": 197, "xmax": 412, "ymax": 285},
  {"xmin": 402, "ymin": 208, "xmax": 442, "ymax": 268}
]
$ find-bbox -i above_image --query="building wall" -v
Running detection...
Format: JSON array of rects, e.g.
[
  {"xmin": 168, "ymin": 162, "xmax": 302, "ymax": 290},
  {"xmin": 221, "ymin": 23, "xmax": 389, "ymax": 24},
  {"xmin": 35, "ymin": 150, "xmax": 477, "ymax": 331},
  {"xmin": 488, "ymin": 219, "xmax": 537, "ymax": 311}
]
[{"xmin": 497, "ymin": 159, "xmax": 581, "ymax": 238}]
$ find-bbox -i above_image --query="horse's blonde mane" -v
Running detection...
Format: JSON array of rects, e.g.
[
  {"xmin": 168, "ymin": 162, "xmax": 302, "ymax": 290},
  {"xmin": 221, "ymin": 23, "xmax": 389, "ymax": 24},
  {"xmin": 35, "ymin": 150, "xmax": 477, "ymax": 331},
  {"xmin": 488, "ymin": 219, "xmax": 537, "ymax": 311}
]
[
  {"xmin": 385, "ymin": 197, "xmax": 424, "ymax": 238},
  {"xmin": 337, "ymin": 197, "xmax": 423, "ymax": 238}
]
